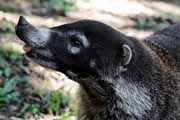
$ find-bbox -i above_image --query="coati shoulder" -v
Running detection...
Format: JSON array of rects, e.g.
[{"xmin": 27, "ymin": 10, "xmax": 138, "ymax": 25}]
[{"xmin": 145, "ymin": 24, "xmax": 180, "ymax": 69}]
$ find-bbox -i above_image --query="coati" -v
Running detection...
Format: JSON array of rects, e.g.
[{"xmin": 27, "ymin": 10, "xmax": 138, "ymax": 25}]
[{"xmin": 16, "ymin": 16, "xmax": 180, "ymax": 120}]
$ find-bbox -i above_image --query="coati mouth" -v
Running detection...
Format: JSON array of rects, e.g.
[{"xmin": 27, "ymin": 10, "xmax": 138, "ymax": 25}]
[
  {"xmin": 23, "ymin": 45, "xmax": 53, "ymax": 61},
  {"xmin": 23, "ymin": 44, "xmax": 57, "ymax": 70}
]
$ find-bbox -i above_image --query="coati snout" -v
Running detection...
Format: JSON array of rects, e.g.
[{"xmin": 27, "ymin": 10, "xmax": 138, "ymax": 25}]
[{"xmin": 16, "ymin": 16, "xmax": 132, "ymax": 80}]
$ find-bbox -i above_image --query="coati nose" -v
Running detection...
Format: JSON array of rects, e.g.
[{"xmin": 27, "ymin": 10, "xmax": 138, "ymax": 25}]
[
  {"xmin": 17, "ymin": 16, "xmax": 29, "ymax": 27},
  {"xmin": 15, "ymin": 16, "xmax": 34, "ymax": 45}
]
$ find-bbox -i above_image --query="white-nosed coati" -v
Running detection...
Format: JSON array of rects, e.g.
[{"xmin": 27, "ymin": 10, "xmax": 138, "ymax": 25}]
[{"xmin": 16, "ymin": 16, "xmax": 180, "ymax": 120}]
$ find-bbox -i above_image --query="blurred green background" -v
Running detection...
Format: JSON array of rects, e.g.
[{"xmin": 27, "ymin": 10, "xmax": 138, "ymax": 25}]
[{"xmin": 0, "ymin": 0, "xmax": 180, "ymax": 120}]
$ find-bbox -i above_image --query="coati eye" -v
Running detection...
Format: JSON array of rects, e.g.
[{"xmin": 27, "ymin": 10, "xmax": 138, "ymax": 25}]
[{"xmin": 70, "ymin": 36, "xmax": 83, "ymax": 47}]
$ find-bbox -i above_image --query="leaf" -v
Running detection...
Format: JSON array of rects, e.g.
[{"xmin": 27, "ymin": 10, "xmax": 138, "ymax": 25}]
[
  {"xmin": 10, "ymin": 52, "xmax": 19, "ymax": 60},
  {"xmin": 6, "ymin": 92, "xmax": 19, "ymax": 101},
  {"xmin": 4, "ymin": 67, "xmax": 11, "ymax": 77},
  {"xmin": 31, "ymin": 104, "xmax": 40, "ymax": 114},
  {"xmin": 17, "ymin": 103, "xmax": 30, "ymax": 117},
  {"xmin": 59, "ymin": 113, "xmax": 71, "ymax": 120},
  {"xmin": 1, "ymin": 79, "xmax": 16, "ymax": 94}
]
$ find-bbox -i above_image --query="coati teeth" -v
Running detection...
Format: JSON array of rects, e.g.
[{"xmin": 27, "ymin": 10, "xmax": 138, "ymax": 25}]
[{"xmin": 31, "ymin": 51, "xmax": 37, "ymax": 58}]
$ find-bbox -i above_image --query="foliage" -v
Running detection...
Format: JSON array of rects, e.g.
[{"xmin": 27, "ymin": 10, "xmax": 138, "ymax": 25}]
[
  {"xmin": 133, "ymin": 16, "xmax": 175, "ymax": 30},
  {"xmin": 0, "ymin": 43, "xmax": 73, "ymax": 118},
  {"xmin": 0, "ymin": 0, "xmax": 76, "ymax": 16},
  {"xmin": 0, "ymin": 7, "xmax": 24, "ymax": 14},
  {"xmin": 0, "ymin": 19, "xmax": 15, "ymax": 33},
  {"xmin": 41, "ymin": 0, "xmax": 77, "ymax": 14},
  {"xmin": 42, "ymin": 91, "xmax": 71, "ymax": 115},
  {"xmin": 0, "ymin": 43, "xmax": 26, "ymax": 115},
  {"xmin": 59, "ymin": 113, "xmax": 71, "ymax": 120}
]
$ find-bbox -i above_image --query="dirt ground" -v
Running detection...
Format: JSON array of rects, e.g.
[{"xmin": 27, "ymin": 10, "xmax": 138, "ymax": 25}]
[{"xmin": 0, "ymin": 0, "xmax": 180, "ymax": 120}]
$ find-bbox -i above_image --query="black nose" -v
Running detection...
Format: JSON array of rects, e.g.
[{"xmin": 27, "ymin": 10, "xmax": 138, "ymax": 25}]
[{"xmin": 17, "ymin": 16, "xmax": 29, "ymax": 27}]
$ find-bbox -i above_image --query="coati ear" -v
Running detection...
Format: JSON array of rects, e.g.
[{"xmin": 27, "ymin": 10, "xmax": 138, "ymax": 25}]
[{"xmin": 122, "ymin": 44, "xmax": 132, "ymax": 65}]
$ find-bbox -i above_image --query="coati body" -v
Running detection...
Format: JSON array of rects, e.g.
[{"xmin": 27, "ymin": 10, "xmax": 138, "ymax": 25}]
[{"xmin": 16, "ymin": 16, "xmax": 180, "ymax": 120}]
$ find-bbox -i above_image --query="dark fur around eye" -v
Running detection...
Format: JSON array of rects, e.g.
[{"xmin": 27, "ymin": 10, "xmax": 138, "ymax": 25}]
[{"xmin": 70, "ymin": 36, "xmax": 83, "ymax": 47}]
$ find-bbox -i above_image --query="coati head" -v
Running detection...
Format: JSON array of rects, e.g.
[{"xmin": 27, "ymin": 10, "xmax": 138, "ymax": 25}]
[
  {"xmin": 16, "ymin": 16, "xmax": 133, "ymax": 82},
  {"xmin": 16, "ymin": 16, "xmax": 156, "ymax": 118}
]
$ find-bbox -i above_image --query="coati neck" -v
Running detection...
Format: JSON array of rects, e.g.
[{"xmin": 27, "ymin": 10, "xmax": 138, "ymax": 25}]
[
  {"xmin": 77, "ymin": 39, "xmax": 161, "ymax": 119},
  {"xmin": 78, "ymin": 76, "xmax": 153, "ymax": 120}
]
